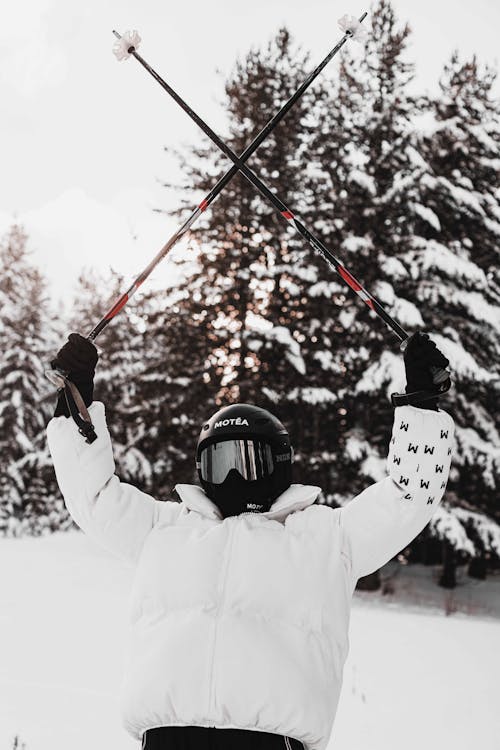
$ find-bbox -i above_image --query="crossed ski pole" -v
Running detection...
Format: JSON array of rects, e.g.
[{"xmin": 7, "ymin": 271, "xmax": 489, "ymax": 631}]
[
  {"xmin": 94, "ymin": 16, "xmax": 367, "ymax": 342},
  {"xmin": 47, "ymin": 14, "xmax": 367, "ymax": 439},
  {"xmin": 48, "ymin": 13, "xmax": 448, "ymax": 442},
  {"xmin": 113, "ymin": 23, "xmax": 450, "ymax": 397}
]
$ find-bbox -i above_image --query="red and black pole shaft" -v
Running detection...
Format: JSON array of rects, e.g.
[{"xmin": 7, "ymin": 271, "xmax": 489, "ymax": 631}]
[
  {"xmin": 86, "ymin": 18, "xmax": 366, "ymax": 342},
  {"xmin": 119, "ymin": 29, "xmax": 450, "ymax": 394}
]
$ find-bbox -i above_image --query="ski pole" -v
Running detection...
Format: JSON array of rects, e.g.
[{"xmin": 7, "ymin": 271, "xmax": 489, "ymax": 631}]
[
  {"xmin": 114, "ymin": 29, "xmax": 450, "ymax": 398},
  {"xmin": 46, "ymin": 15, "xmax": 366, "ymax": 437}
]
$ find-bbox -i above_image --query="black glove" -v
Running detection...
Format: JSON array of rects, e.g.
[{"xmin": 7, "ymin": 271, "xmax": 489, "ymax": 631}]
[
  {"xmin": 403, "ymin": 332, "xmax": 450, "ymax": 410},
  {"xmin": 51, "ymin": 333, "xmax": 98, "ymax": 417}
]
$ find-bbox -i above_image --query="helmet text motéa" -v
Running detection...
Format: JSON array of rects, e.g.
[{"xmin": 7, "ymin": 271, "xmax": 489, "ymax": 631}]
[{"xmin": 214, "ymin": 418, "xmax": 250, "ymax": 429}]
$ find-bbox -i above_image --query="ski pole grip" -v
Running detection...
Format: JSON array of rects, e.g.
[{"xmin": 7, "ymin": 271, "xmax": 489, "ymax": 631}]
[{"xmin": 400, "ymin": 336, "xmax": 451, "ymax": 388}]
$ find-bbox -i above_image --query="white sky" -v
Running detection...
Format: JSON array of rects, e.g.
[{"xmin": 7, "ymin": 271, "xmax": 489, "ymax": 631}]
[{"xmin": 1, "ymin": 0, "xmax": 499, "ymax": 305}]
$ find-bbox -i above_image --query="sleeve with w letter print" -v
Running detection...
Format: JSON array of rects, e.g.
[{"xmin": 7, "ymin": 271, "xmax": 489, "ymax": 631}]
[{"xmin": 340, "ymin": 406, "xmax": 454, "ymax": 581}]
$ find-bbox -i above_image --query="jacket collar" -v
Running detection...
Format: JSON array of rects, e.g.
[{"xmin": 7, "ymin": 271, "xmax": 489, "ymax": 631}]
[{"xmin": 174, "ymin": 483, "xmax": 322, "ymax": 523}]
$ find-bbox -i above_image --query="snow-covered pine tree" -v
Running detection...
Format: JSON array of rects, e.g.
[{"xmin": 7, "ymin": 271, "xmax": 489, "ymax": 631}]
[
  {"xmin": 416, "ymin": 53, "xmax": 500, "ymax": 570},
  {"xmin": 0, "ymin": 225, "xmax": 66, "ymax": 536},
  {"xmin": 428, "ymin": 54, "xmax": 500, "ymax": 277},
  {"xmin": 313, "ymin": 1, "xmax": 500, "ymax": 576}
]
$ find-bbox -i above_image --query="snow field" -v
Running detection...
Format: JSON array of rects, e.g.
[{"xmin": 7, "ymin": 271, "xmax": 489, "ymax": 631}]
[
  {"xmin": 1, "ymin": 532, "xmax": 499, "ymax": 750},
  {"xmin": 334, "ymin": 602, "xmax": 500, "ymax": 749}
]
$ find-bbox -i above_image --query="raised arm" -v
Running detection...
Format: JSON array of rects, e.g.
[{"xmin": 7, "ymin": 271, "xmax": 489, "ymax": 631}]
[
  {"xmin": 340, "ymin": 333, "xmax": 454, "ymax": 582},
  {"xmin": 340, "ymin": 405, "xmax": 454, "ymax": 581},
  {"xmin": 47, "ymin": 401, "xmax": 162, "ymax": 564},
  {"xmin": 47, "ymin": 334, "xmax": 176, "ymax": 564}
]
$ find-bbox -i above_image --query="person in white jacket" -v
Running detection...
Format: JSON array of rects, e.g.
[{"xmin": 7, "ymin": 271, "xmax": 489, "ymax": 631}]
[{"xmin": 47, "ymin": 331, "xmax": 454, "ymax": 750}]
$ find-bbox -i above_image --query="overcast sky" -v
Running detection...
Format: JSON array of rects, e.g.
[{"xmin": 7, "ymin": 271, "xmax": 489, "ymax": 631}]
[{"xmin": 1, "ymin": 0, "xmax": 499, "ymax": 305}]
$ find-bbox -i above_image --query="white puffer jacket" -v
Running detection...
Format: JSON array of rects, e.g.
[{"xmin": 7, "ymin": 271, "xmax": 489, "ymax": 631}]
[{"xmin": 47, "ymin": 402, "xmax": 454, "ymax": 750}]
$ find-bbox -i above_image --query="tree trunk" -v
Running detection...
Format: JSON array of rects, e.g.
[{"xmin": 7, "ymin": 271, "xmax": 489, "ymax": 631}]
[
  {"xmin": 438, "ymin": 540, "xmax": 457, "ymax": 589},
  {"xmin": 468, "ymin": 554, "xmax": 487, "ymax": 580}
]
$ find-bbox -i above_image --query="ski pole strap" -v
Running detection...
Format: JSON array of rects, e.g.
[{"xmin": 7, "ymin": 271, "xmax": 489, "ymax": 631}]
[
  {"xmin": 61, "ymin": 381, "xmax": 97, "ymax": 444},
  {"xmin": 391, "ymin": 378, "xmax": 451, "ymax": 407}
]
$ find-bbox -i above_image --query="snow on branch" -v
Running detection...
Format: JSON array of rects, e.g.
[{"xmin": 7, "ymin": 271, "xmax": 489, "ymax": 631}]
[
  {"xmin": 429, "ymin": 505, "xmax": 476, "ymax": 556},
  {"xmin": 261, "ymin": 387, "xmax": 280, "ymax": 404},
  {"xmin": 341, "ymin": 236, "xmax": 373, "ymax": 254},
  {"xmin": 287, "ymin": 387, "xmax": 338, "ymax": 405},
  {"xmin": 453, "ymin": 507, "xmax": 500, "ymax": 559},
  {"xmin": 348, "ymin": 169, "xmax": 377, "ymax": 196},
  {"xmin": 411, "ymin": 203, "xmax": 441, "ymax": 232},
  {"xmin": 313, "ymin": 350, "xmax": 345, "ymax": 374},
  {"xmin": 407, "ymin": 239, "xmax": 487, "ymax": 286},
  {"xmin": 355, "ymin": 351, "xmax": 404, "ymax": 396},
  {"xmin": 373, "ymin": 281, "xmax": 425, "ymax": 328},
  {"xmin": 437, "ymin": 176, "xmax": 485, "ymax": 216},
  {"xmin": 430, "ymin": 504, "xmax": 500, "ymax": 561},
  {"xmin": 449, "ymin": 292, "xmax": 500, "ymax": 335},
  {"xmin": 309, "ymin": 280, "xmax": 344, "ymax": 298},
  {"xmin": 391, "ymin": 298, "xmax": 424, "ymax": 328},
  {"xmin": 380, "ymin": 256, "xmax": 408, "ymax": 281},
  {"xmin": 484, "ymin": 217, "xmax": 500, "ymax": 237},
  {"xmin": 355, "ymin": 350, "xmax": 405, "ymax": 398},
  {"xmin": 432, "ymin": 334, "xmax": 498, "ymax": 382},
  {"xmin": 345, "ymin": 435, "xmax": 371, "ymax": 462},
  {"xmin": 454, "ymin": 425, "xmax": 500, "ymax": 489},
  {"xmin": 265, "ymin": 326, "xmax": 306, "ymax": 375}
]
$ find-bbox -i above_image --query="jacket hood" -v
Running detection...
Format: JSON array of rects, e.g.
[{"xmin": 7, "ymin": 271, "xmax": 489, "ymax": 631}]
[{"xmin": 175, "ymin": 483, "xmax": 322, "ymax": 523}]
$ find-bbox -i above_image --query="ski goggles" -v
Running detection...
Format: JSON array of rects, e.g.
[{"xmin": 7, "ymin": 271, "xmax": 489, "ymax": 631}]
[{"xmin": 198, "ymin": 439, "xmax": 275, "ymax": 484}]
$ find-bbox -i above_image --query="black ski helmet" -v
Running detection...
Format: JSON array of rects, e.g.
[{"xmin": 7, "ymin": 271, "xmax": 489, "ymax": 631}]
[{"xmin": 196, "ymin": 403, "xmax": 293, "ymax": 518}]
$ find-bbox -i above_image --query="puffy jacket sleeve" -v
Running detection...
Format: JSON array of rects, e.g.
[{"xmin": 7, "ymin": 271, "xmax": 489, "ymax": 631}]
[
  {"xmin": 340, "ymin": 405, "xmax": 455, "ymax": 582},
  {"xmin": 47, "ymin": 401, "xmax": 158, "ymax": 565}
]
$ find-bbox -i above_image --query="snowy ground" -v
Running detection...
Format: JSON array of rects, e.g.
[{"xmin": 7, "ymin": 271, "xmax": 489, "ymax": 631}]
[{"xmin": 1, "ymin": 532, "xmax": 499, "ymax": 750}]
